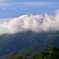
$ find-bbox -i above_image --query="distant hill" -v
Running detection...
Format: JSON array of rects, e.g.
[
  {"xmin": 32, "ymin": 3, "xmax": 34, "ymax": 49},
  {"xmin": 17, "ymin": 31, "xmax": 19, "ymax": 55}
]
[
  {"xmin": 8, "ymin": 46, "xmax": 59, "ymax": 59},
  {"xmin": 0, "ymin": 31, "xmax": 50, "ymax": 56},
  {"xmin": 0, "ymin": 31, "xmax": 59, "ymax": 59}
]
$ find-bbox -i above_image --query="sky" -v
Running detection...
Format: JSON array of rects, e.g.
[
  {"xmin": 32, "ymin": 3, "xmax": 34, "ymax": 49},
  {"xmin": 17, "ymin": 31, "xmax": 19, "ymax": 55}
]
[
  {"xmin": 0, "ymin": 0, "xmax": 59, "ymax": 18},
  {"xmin": 0, "ymin": 0, "xmax": 59, "ymax": 34}
]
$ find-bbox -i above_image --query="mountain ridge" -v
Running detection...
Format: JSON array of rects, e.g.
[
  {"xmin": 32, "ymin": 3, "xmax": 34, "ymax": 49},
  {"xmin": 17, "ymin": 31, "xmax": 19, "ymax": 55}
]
[{"xmin": 0, "ymin": 31, "xmax": 59, "ymax": 59}]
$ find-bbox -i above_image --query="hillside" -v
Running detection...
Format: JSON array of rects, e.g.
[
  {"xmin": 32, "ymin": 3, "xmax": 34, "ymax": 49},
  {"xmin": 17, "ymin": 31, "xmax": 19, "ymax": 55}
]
[
  {"xmin": 0, "ymin": 31, "xmax": 59, "ymax": 59},
  {"xmin": 8, "ymin": 46, "xmax": 59, "ymax": 59},
  {"xmin": 0, "ymin": 31, "xmax": 50, "ymax": 56}
]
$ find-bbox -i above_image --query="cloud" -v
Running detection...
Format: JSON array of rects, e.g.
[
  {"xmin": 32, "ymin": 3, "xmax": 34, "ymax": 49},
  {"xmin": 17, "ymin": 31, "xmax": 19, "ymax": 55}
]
[
  {"xmin": 0, "ymin": 2, "xmax": 59, "ymax": 8},
  {"xmin": 10, "ymin": 7, "xmax": 17, "ymax": 10},
  {"xmin": 0, "ymin": 18, "xmax": 13, "ymax": 23},
  {"xmin": 0, "ymin": 0, "xmax": 9, "ymax": 2},
  {"xmin": 0, "ymin": 3, "xmax": 9, "ymax": 6},
  {"xmin": 0, "ymin": 2, "xmax": 59, "ymax": 10},
  {"xmin": 0, "ymin": 10, "xmax": 59, "ymax": 34},
  {"xmin": 0, "ymin": 0, "xmax": 6, "ymax": 2}
]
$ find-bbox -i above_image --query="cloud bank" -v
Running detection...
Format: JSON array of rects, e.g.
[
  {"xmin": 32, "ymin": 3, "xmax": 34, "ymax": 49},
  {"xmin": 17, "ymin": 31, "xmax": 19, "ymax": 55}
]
[
  {"xmin": 0, "ymin": 2, "xmax": 59, "ymax": 10},
  {"xmin": 0, "ymin": 10, "xmax": 59, "ymax": 34}
]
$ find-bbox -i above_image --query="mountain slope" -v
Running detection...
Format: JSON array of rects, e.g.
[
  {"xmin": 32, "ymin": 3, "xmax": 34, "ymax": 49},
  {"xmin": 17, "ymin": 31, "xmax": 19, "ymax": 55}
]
[
  {"xmin": 8, "ymin": 46, "xmax": 59, "ymax": 59},
  {"xmin": 0, "ymin": 31, "xmax": 50, "ymax": 56},
  {"xmin": 0, "ymin": 31, "xmax": 59, "ymax": 59}
]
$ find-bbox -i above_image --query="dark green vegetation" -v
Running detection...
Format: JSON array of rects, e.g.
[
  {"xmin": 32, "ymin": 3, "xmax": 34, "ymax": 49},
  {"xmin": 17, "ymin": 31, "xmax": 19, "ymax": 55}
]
[
  {"xmin": 8, "ymin": 46, "xmax": 59, "ymax": 59},
  {"xmin": 0, "ymin": 31, "xmax": 59, "ymax": 59},
  {"xmin": 0, "ymin": 31, "xmax": 50, "ymax": 56}
]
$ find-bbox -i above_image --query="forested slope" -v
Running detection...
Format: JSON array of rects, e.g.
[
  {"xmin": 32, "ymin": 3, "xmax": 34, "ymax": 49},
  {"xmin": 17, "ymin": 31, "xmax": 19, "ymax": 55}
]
[
  {"xmin": 0, "ymin": 31, "xmax": 50, "ymax": 56},
  {"xmin": 0, "ymin": 31, "xmax": 59, "ymax": 59},
  {"xmin": 8, "ymin": 46, "xmax": 59, "ymax": 59}
]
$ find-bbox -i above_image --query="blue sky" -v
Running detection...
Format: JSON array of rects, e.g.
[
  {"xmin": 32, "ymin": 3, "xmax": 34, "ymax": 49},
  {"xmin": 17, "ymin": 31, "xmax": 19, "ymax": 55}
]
[
  {"xmin": 0, "ymin": 0, "xmax": 59, "ymax": 34},
  {"xmin": 0, "ymin": 0, "xmax": 59, "ymax": 18}
]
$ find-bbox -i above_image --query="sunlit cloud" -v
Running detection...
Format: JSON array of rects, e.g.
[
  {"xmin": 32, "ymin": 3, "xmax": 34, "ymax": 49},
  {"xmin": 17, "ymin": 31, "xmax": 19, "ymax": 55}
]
[{"xmin": 0, "ymin": 10, "xmax": 59, "ymax": 34}]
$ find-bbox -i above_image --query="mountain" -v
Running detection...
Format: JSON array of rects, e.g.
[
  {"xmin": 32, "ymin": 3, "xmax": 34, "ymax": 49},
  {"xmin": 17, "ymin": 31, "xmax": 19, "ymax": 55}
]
[
  {"xmin": 0, "ymin": 31, "xmax": 59, "ymax": 59},
  {"xmin": 8, "ymin": 46, "xmax": 59, "ymax": 59},
  {"xmin": 0, "ymin": 31, "xmax": 50, "ymax": 56}
]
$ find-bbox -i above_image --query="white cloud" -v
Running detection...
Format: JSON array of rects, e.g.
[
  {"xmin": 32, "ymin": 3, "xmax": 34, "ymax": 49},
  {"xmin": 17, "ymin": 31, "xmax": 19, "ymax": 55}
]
[
  {"xmin": 0, "ymin": 0, "xmax": 6, "ymax": 2},
  {"xmin": 0, "ymin": 18, "xmax": 13, "ymax": 23},
  {"xmin": 0, "ymin": 0, "xmax": 9, "ymax": 2},
  {"xmin": 0, "ymin": 2, "xmax": 59, "ymax": 8},
  {"xmin": 10, "ymin": 7, "xmax": 17, "ymax": 10},
  {"xmin": 0, "ymin": 3, "xmax": 9, "ymax": 6},
  {"xmin": 0, "ymin": 2, "xmax": 58, "ymax": 10},
  {"xmin": 0, "ymin": 10, "xmax": 59, "ymax": 34}
]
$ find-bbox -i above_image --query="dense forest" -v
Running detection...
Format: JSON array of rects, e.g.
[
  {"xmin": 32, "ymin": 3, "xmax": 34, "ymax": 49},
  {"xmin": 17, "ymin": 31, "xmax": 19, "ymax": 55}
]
[
  {"xmin": 0, "ymin": 31, "xmax": 50, "ymax": 56},
  {"xmin": 8, "ymin": 46, "xmax": 59, "ymax": 59},
  {"xmin": 0, "ymin": 31, "xmax": 59, "ymax": 59}
]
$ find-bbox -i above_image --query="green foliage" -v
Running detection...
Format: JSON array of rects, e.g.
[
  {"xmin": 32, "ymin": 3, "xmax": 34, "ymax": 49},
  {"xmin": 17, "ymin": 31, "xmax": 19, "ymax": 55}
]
[
  {"xmin": 8, "ymin": 57, "xmax": 14, "ymax": 59},
  {"xmin": 48, "ymin": 46, "xmax": 59, "ymax": 52},
  {"xmin": 0, "ymin": 31, "xmax": 59, "ymax": 59},
  {"xmin": 8, "ymin": 46, "xmax": 59, "ymax": 59},
  {"xmin": 0, "ymin": 31, "xmax": 49, "ymax": 56}
]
